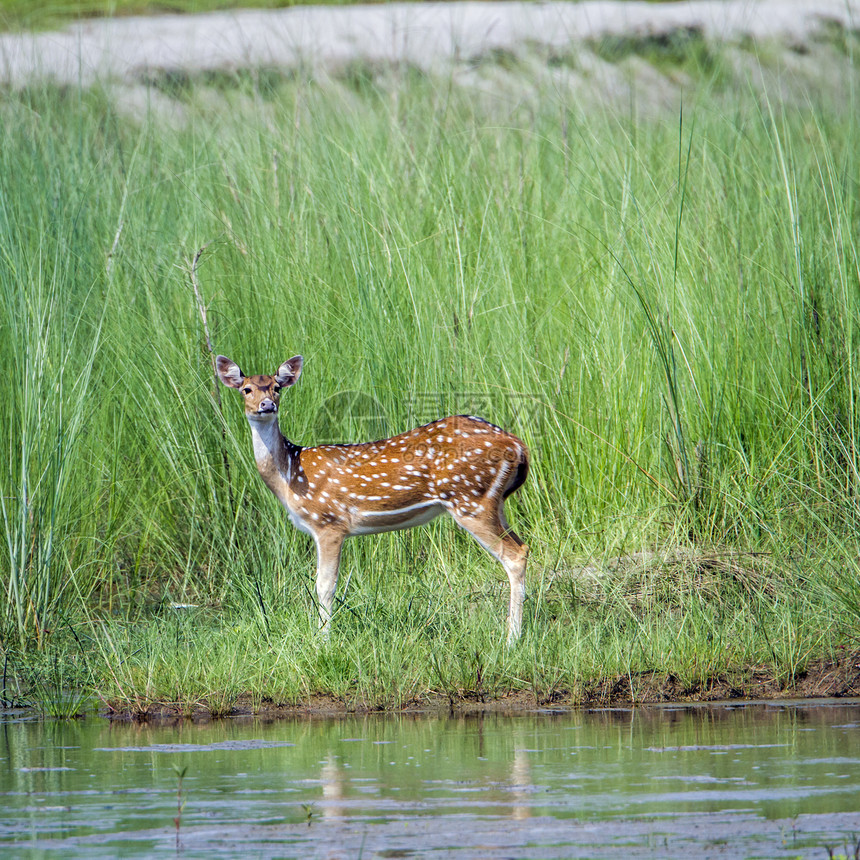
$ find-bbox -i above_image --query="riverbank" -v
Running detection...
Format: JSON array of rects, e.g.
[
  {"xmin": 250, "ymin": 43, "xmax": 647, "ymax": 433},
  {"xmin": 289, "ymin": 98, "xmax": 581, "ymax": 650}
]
[
  {"xmin": 1, "ymin": 0, "xmax": 859, "ymax": 120},
  {"xmin": 2, "ymin": 0, "xmax": 858, "ymax": 86},
  {"xmin": 94, "ymin": 651, "xmax": 860, "ymax": 722}
]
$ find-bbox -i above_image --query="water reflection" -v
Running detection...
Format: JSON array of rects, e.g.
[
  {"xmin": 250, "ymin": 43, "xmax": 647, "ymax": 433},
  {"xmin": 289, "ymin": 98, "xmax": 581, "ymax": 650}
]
[
  {"xmin": 310, "ymin": 713, "xmax": 538, "ymax": 821},
  {"xmin": 320, "ymin": 754, "xmax": 344, "ymax": 819},
  {"xmin": 511, "ymin": 745, "xmax": 531, "ymax": 820},
  {"xmin": 1, "ymin": 701, "xmax": 859, "ymax": 858}
]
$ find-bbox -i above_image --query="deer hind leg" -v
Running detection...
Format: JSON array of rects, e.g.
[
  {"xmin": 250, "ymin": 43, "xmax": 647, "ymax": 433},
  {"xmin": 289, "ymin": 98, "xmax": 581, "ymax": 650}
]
[
  {"xmin": 313, "ymin": 529, "xmax": 345, "ymax": 637},
  {"xmin": 449, "ymin": 504, "xmax": 529, "ymax": 644}
]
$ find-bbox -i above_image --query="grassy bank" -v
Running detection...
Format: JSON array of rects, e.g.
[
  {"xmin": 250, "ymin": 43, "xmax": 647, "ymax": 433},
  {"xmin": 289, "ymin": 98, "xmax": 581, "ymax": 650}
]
[{"xmin": 1, "ymin": 38, "xmax": 859, "ymax": 717}]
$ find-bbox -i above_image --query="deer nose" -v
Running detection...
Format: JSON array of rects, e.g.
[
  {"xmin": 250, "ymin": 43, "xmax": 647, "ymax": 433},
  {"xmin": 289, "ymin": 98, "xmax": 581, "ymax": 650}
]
[{"xmin": 258, "ymin": 399, "xmax": 277, "ymax": 413}]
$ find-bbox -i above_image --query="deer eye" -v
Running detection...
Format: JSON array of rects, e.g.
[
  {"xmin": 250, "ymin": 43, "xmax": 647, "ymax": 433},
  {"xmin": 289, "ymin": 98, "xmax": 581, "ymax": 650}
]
[
  {"xmin": 273, "ymin": 385, "xmax": 281, "ymax": 393},
  {"xmin": 242, "ymin": 387, "xmax": 252, "ymax": 395}
]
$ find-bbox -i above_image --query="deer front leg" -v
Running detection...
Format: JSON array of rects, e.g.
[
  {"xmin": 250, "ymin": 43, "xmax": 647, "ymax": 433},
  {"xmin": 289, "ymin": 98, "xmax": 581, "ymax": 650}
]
[{"xmin": 313, "ymin": 529, "xmax": 346, "ymax": 636}]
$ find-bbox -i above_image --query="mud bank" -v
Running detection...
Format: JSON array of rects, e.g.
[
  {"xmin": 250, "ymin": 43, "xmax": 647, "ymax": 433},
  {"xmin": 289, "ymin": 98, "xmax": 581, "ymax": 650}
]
[{"xmin": 98, "ymin": 649, "xmax": 860, "ymax": 721}]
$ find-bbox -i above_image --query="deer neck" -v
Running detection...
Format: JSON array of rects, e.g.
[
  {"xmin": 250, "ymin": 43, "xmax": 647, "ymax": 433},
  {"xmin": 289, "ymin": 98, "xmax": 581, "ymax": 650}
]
[{"xmin": 247, "ymin": 416, "xmax": 301, "ymax": 497}]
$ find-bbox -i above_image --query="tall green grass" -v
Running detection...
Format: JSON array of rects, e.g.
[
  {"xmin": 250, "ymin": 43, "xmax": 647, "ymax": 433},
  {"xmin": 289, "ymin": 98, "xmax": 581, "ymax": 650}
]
[{"xmin": 0, "ymin": 56, "xmax": 858, "ymax": 712}]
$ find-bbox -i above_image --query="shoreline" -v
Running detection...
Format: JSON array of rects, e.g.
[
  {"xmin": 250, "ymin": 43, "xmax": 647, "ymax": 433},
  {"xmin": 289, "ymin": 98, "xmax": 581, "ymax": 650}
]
[{"xmin": 85, "ymin": 650, "xmax": 860, "ymax": 721}]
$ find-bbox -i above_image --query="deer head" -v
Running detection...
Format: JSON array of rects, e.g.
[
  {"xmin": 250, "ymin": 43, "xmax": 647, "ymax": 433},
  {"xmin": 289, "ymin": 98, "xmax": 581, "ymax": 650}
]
[{"xmin": 216, "ymin": 355, "xmax": 303, "ymax": 420}]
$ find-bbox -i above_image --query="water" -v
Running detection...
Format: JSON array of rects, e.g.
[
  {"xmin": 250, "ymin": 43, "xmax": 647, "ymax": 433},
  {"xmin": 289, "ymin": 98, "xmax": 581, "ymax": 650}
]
[{"xmin": 2, "ymin": 700, "xmax": 860, "ymax": 858}]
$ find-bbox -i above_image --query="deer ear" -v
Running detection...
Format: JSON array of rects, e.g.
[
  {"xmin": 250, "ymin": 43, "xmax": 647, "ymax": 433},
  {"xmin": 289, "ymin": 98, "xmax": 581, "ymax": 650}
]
[
  {"xmin": 216, "ymin": 355, "xmax": 244, "ymax": 389},
  {"xmin": 276, "ymin": 355, "xmax": 303, "ymax": 388}
]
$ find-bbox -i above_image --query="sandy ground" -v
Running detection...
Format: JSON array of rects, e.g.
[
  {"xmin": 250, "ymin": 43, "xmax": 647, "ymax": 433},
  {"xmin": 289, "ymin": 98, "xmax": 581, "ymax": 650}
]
[{"xmin": 0, "ymin": 0, "xmax": 857, "ymax": 86}]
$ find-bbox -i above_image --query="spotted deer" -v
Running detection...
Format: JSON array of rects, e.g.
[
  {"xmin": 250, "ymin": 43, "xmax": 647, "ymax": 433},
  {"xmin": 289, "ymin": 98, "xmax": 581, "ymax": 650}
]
[{"xmin": 216, "ymin": 355, "xmax": 530, "ymax": 642}]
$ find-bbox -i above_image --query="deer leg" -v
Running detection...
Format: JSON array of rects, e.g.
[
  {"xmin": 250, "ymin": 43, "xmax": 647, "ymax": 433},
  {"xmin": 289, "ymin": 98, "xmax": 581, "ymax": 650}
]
[
  {"xmin": 313, "ymin": 529, "xmax": 345, "ymax": 636},
  {"xmin": 449, "ymin": 506, "xmax": 529, "ymax": 644},
  {"xmin": 498, "ymin": 508, "xmax": 529, "ymax": 643}
]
